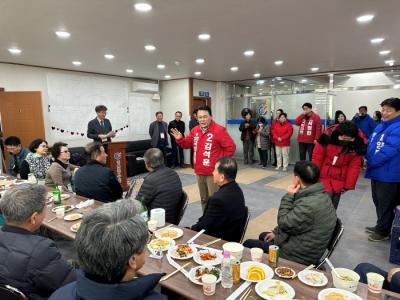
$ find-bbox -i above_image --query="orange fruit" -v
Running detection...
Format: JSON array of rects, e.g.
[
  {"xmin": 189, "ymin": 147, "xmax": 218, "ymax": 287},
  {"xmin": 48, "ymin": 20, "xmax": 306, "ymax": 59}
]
[{"xmin": 247, "ymin": 266, "xmax": 265, "ymax": 280}]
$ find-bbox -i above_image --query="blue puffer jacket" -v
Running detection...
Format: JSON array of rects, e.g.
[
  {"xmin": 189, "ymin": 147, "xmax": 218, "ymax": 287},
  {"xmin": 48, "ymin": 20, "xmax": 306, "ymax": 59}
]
[
  {"xmin": 352, "ymin": 114, "xmax": 376, "ymax": 139},
  {"xmin": 365, "ymin": 115, "xmax": 400, "ymax": 182}
]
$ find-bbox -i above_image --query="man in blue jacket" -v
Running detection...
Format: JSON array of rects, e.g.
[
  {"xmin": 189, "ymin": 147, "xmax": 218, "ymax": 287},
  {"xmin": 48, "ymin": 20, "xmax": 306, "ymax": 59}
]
[
  {"xmin": 365, "ymin": 98, "xmax": 400, "ymax": 242},
  {"xmin": 352, "ymin": 105, "xmax": 377, "ymax": 140}
]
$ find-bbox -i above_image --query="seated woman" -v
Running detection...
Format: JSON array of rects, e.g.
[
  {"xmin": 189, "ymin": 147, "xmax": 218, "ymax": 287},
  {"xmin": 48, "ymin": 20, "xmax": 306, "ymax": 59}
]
[
  {"xmin": 20, "ymin": 139, "xmax": 51, "ymax": 180},
  {"xmin": 45, "ymin": 142, "xmax": 78, "ymax": 191},
  {"xmin": 49, "ymin": 200, "xmax": 165, "ymax": 300}
]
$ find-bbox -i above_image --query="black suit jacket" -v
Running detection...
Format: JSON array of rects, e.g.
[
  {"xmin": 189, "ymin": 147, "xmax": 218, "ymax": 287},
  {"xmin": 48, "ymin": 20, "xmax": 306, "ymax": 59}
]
[
  {"xmin": 74, "ymin": 160, "xmax": 122, "ymax": 202},
  {"xmin": 191, "ymin": 181, "xmax": 246, "ymax": 242},
  {"xmin": 87, "ymin": 118, "xmax": 112, "ymax": 142}
]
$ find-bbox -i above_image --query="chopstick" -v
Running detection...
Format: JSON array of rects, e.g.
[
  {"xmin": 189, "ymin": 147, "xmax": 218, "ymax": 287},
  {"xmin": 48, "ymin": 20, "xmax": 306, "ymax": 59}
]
[
  {"xmin": 156, "ymin": 224, "xmax": 173, "ymax": 232},
  {"xmin": 200, "ymin": 238, "xmax": 221, "ymax": 248},
  {"xmin": 293, "ymin": 264, "xmax": 315, "ymax": 278},
  {"xmin": 46, "ymin": 216, "xmax": 57, "ymax": 223},
  {"xmin": 187, "ymin": 229, "xmax": 205, "ymax": 244},
  {"xmin": 238, "ymin": 286, "xmax": 252, "ymax": 300},
  {"xmin": 160, "ymin": 262, "xmax": 191, "ymax": 282}
]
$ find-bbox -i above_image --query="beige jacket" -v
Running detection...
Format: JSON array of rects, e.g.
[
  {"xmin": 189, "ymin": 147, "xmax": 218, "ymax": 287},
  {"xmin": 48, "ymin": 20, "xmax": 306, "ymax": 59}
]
[{"xmin": 45, "ymin": 161, "xmax": 78, "ymax": 191}]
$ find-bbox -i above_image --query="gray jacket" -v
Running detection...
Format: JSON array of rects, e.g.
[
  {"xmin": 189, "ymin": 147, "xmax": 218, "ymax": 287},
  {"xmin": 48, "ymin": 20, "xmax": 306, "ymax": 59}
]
[{"xmin": 149, "ymin": 121, "xmax": 168, "ymax": 148}]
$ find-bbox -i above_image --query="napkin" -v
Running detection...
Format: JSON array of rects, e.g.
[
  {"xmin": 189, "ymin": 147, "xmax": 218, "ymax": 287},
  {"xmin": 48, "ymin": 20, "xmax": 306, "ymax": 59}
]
[
  {"xmin": 75, "ymin": 199, "xmax": 95, "ymax": 209},
  {"xmin": 225, "ymin": 281, "xmax": 251, "ymax": 300},
  {"xmin": 150, "ymin": 208, "xmax": 165, "ymax": 227}
]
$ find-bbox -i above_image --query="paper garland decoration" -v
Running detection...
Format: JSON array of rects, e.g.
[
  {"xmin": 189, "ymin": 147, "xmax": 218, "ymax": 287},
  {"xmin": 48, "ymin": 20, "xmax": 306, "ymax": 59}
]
[{"xmin": 50, "ymin": 125, "xmax": 129, "ymax": 136}]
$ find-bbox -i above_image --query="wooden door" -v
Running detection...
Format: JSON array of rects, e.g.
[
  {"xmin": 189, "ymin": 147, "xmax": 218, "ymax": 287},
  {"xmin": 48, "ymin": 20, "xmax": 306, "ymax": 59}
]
[
  {"xmin": 0, "ymin": 91, "xmax": 45, "ymax": 165},
  {"xmin": 191, "ymin": 96, "xmax": 211, "ymax": 114}
]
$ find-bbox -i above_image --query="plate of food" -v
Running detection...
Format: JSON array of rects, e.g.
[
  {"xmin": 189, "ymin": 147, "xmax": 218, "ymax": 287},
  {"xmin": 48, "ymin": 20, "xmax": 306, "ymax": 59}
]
[
  {"xmin": 275, "ymin": 267, "xmax": 296, "ymax": 279},
  {"xmin": 298, "ymin": 269, "xmax": 328, "ymax": 287},
  {"xmin": 51, "ymin": 205, "xmax": 75, "ymax": 213},
  {"xmin": 70, "ymin": 222, "xmax": 81, "ymax": 233},
  {"xmin": 317, "ymin": 288, "xmax": 363, "ymax": 300},
  {"xmin": 240, "ymin": 261, "xmax": 274, "ymax": 283},
  {"xmin": 147, "ymin": 238, "xmax": 175, "ymax": 252},
  {"xmin": 255, "ymin": 279, "xmax": 296, "ymax": 300},
  {"xmin": 193, "ymin": 249, "xmax": 223, "ymax": 266},
  {"xmin": 154, "ymin": 227, "xmax": 183, "ymax": 239},
  {"xmin": 168, "ymin": 244, "xmax": 197, "ymax": 260},
  {"xmin": 64, "ymin": 213, "xmax": 83, "ymax": 221},
  {"xmin": 188, "ymin": 266, "xmax": 221, "ymax": 285}
]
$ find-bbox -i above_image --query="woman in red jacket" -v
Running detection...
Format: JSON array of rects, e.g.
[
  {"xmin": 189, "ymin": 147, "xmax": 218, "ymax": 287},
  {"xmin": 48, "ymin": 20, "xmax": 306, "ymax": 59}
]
[
  {"xmin": 272, "ymin": 113, "xmax": 293, "ymax": 171},
  {"xmin": 312, "ymin": 121, "xmax": 367, "ymax": 209}
]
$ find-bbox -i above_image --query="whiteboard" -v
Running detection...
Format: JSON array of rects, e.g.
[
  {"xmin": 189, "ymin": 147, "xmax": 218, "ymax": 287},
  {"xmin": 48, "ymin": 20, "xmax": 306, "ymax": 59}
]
[{"xmin": 47, "ymin": 73, "xmax": 130, "ymax": 142}]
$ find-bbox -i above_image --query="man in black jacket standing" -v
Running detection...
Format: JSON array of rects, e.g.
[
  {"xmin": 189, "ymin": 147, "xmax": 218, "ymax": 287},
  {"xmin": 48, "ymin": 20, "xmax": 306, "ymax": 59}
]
[
  {"xmin": 168, "ymin": 111, "xmax": 185, "ymax": 168},
  {"xmin": 136, "ymin": 148, "xmax": 183, "ymax": 224},
  {"xmin": 74, "ymin": 142, "xmax": 122, "ymax": 202},
  {"xmin": 87, "ymin": 105, "xmax": 115, "ymax": 143},
  {"xmin": 191, "ymin": 157, "xmax": 246, "ymax": 242},
  {"xmin": 0, "ymin": 184, "xmax": 75, "ymax": 299}
]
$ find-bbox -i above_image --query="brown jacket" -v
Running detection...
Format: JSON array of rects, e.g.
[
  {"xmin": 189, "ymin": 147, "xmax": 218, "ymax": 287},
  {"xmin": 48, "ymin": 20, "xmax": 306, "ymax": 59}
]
[{"xmin": 45, "ymin": 161, "xmax": 78, "ymax": 191}]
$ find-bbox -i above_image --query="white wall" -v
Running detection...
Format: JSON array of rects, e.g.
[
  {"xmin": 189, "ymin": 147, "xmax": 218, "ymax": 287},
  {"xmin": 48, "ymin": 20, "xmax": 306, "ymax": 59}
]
[
  {"xmin": 0, "ymin": 63, "xmax": 160, "ymax": 146},
  {"xmin": 160, "ymin": 79, "xmax": 191, "ymax": 163}
]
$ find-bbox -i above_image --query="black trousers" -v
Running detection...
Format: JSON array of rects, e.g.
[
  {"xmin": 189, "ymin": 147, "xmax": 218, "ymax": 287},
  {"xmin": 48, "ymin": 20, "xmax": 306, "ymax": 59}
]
[
  {"xmin": 328, "ymin": 193, "xmax": 341, "ymax": 210},
  {"xmin": 257, "ymin": 148, "xmax": 269, "ymax": 166},
  {"xmin": 243, "ymin": 232, "xmax": 274, "ymax": 253},
  {"xmin": 371, "ymin": 180, "xmax": 400, "ymax": 236},
  {"xmin": 299, "ymin": 142, "xmax": 315, "ymax": 161},
  {"xmin": 171, "ymin": 140, "xmax": 184, "ymax": 167},
  {"xmin": 243, "ymin": 139, "xmax": 254, "ymax": 164},
  {"xmin": 271, "ymin": 144, "xmax": 277, "ymax": 166}
]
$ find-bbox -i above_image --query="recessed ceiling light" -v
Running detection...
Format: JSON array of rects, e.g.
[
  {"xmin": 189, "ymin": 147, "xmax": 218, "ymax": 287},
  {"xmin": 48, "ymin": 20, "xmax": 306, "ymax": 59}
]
[
  {"xmin": 385, "ymin": 60, "xmax": 395, "ymax": 66},
  {"xmin": 244, "ymin": 50, "xmax": 255, "ymax": 57},
  {"xmin": 55, "ymin": 31, "xmax": 71, "ymax": 38},
  {"xmin": 104, "ymin": 54, "xmax": 114, "ymax": 60},
  {"xmin": 253, "ymin": 73, "xmax": 261, "ymax": 78},
  {"xmin": 126, "ymin": 69, "xmax": 134, "ymax": 73},
  {"xmin": 198, "ymin": 33, "xmax": 210, "ymax": 41},
  {"xmin": 164, "ymin": 75, "xmax": 171, "ymax": 79},
  {"xmin": 274, "ymin": 60, "xmax": 284, "ymax": 65},
  {"xmin": 256, "ymin": 80, "xmax": 265, "ymax": 85},
  {"xmin": 8, "ymin": 48, "xmax": 22, "ymax": 55},
  {"xmin": 157, "ymin": 64, "xmax": 165, "ymax": 69},
  {"xmin": 134, "ymin": 3, "xmax": 152, "ymax": 12},
  {"xmin": 379, "ymin": 50, "xmax": 391, "ymax": 56},
  {"xmin": 357, "ymin": 14, "xmax": 374, "ymax": 23},
  {"xmin": 174, "ymin": 61, "xmax": 181, "ymax": 66},
  {"xmin": 311, "ymin": 67, "xmax": 319, "ymax": 72},
  {"xmin": 309, "ymin": 83, "xmax": 315, "ymax": 86},
  {"xmin": 370, "ymin": 37, "xmax": 385, "ymax": 44},
  {"xmin": 72, "ymin": 61, "xmax": 82, "ymax": 66},
  {"xmin": 144, "ymin": 44, "xmax": 156, "ymax": 51},
  {"xmin": 245, "ymin": 86, "xmax": 250, "ymax": 89},
  {"xmin": 195, "ymin": 58, "xmax": 205, "ymax": 64},
  {"xmin": 230, "ymin": 66, "xmax": 239, "ymax": 72},
  {"xmin": 194, "ymin": 71, "xmax": 202, "ymax": 76},
  {"xmin": 301, "ymin": 79, "xmax": 308, "ymax": 83}
]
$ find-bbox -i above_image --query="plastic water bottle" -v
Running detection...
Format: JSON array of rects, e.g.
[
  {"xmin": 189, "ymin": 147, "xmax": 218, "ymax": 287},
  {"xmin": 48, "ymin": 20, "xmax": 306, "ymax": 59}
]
[{"xmin": 221, "ymin": 250, "xmax": 233, "ymax": 288}]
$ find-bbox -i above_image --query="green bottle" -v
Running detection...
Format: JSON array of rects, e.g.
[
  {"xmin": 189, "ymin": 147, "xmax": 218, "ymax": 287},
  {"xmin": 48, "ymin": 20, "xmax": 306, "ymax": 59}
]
[{"xmin": 53, "ymin": 184, "xmax": 61, "ymax": 205}]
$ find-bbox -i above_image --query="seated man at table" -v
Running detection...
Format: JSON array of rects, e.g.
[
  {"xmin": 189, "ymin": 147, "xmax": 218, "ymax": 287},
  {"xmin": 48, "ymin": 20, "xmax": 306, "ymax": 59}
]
[
  {"xmin": 136, "ymin": 148, "xmax": 183, "ymax": 224},
  {"xmin": 190, "ymin": 157, "xmax": 247, "ymax": 242},
  {"xmin": 74, "ymin": 142, "xmax": 122, "ymax": 202},
  {"xmin": 354, "ymin": 263, "xmax": 400, "ymax": 293},
  {"xmin": 49, "ymin": 200, "xmax": 166, "ymax": 300},
  {"xmin": 0, "ymin": 184, "xmax": 76, "ymax": 299},
  {"xmin": 243, "ymin": 161, "xmax": 337, "ymax": 266},
  {"xmin": 4, "ymin": 135, "xmax": 30, "ymax": 177}
]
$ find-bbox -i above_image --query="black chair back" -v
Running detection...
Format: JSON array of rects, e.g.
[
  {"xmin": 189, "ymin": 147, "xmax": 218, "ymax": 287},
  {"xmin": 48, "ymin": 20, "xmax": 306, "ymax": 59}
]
[
  {"xmin": 317, "ymin": 218, "xmax": 344, "ymax": 269},
  {"xmin": 175, "ymin": 190, "xmax": 189, "ymax": 225},
  {"xmin": 0, "ymin": 285, "xmax": 27, "ymax": 300},
  {"xmin": 239, "ymin": 206, "xmax": 250, "ymax": 243}
]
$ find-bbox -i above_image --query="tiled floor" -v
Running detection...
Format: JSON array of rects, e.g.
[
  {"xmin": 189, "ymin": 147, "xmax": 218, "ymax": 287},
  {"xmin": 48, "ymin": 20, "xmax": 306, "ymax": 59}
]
[{"xmin": 178, "ymin": 163, "xmax": 397, "ymax": 272}]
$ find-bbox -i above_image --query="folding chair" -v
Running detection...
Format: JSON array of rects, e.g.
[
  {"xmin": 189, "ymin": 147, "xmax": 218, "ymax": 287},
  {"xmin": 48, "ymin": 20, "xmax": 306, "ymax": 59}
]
[
  {"xmin": 239, "ymin": 206, "xmax": 251, "ymax": 243},
  {"xmin": 0, "ymin": 285, "xmax": 27, "ymax": 300},
  {"xmin": 316, "ymin": 218, "xmax": 344, "ymax": 269}
]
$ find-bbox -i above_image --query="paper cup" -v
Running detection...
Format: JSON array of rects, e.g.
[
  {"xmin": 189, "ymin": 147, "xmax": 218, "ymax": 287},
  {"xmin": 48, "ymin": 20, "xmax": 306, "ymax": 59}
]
[
  {"xmin": 55, "ymin": 207, "xmax": 65, "ymax": 219},
  {"xmin": 367, "ymin": 272, "xmax": 384, "ymax": 293},
  {"xmin": 222, "ymin": 242, "xmax": 244, "ymax": 260},
  {"xmin": 147, "ymin": 220, "xmax": 158, "ymax": 232},
  {"xmin": 250, "ymin": 247, "xmax": 263, "ymax": 262},
  {"xmin": 202, "ymin": 274, "xmax": 217, "ymax": 296}
]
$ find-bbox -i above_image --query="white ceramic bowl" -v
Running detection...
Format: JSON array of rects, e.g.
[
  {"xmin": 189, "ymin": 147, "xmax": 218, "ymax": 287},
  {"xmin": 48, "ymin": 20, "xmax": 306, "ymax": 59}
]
[
  {"xmin": 222, "ymin": 242, "xmax": 244, "ymax": 259},
  {"xmin": 331, "ymin": 268, "xmax": 360, "ymax": 292}
]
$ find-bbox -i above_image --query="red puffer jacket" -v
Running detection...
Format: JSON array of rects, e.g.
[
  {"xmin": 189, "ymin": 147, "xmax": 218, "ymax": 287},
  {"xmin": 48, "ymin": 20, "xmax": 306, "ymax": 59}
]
[
  {"xmin": 176, "ymin": 121, "xmax": 236, "ymax": 176},
  {"xmin": 312, "ymin": 125, "xmax": 367, "ymax": 193},
  {"xmin": 271, "ymin": 120, "xmax": 293, "ymax": 147}
]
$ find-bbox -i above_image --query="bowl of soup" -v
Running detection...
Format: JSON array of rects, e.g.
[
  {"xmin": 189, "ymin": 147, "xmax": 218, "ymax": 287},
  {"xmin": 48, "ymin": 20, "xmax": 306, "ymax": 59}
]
[{"xmin": 331, "ymin": 268, "xmax": 360, "ymax": 292}]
